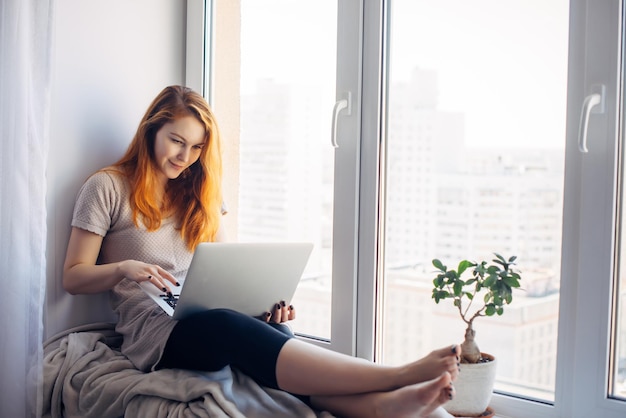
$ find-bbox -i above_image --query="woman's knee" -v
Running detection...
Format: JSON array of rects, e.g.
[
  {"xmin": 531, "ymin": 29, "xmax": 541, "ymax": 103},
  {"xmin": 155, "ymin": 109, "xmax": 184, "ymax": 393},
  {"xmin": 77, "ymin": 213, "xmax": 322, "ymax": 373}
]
[
  {"xmin": 268, "ymin": 322, "xmax": 295, "ymax": 337},
  {"xmin": 185, "ymin": 308, "xmax": 246, "ymax": 332}
]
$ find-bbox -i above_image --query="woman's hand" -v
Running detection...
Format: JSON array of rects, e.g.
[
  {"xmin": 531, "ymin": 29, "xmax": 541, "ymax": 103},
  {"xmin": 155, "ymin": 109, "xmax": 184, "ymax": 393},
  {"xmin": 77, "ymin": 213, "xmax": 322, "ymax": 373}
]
[
  {"xmin": 118, "ymin": 259, "xmax": 180, "ymax": 294},
  {"xmin": 258, "ymin": 301, "xmax": 296, "ymax": 324}
]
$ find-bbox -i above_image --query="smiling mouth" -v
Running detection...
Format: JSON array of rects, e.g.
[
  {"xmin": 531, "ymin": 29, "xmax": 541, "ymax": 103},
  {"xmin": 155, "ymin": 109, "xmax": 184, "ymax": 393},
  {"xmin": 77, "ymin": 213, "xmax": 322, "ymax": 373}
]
[{"xmin": 169, "ymin": 161, "xmax": 184, "ymax": 170}]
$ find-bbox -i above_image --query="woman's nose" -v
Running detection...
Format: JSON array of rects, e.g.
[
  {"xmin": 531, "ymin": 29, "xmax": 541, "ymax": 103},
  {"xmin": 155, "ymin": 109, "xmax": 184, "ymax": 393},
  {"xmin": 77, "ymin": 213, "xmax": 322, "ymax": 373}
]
[{"xmin": 177, "ymin": 146, "xmax": 191, "ymax": 162}]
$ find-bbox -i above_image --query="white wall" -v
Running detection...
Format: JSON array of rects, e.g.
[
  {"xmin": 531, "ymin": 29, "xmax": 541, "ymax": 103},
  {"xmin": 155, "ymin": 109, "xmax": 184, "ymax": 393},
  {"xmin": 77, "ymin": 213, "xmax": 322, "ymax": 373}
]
[{"xmin": 45, "ymin": 0, "xmax": 187, "ymax": 338}]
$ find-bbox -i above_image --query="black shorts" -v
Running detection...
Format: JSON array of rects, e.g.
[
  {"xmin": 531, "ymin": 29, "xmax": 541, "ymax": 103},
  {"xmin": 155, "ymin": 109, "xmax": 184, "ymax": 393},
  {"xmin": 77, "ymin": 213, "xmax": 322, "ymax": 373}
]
[{"xmin": 157, "ymin": 308, "xmax": 293, "ymax": 389}]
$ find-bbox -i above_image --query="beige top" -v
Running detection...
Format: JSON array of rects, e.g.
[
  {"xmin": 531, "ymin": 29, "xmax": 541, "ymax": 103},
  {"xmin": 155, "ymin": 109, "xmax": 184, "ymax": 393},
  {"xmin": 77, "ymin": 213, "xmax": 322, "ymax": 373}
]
[{"xmin": 71, "ymin": 170, "xmax": 193, "ymax": 371}]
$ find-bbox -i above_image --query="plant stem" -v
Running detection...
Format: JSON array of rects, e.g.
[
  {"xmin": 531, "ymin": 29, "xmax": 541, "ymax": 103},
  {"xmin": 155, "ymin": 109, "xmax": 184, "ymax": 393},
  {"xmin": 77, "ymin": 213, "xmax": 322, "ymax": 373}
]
[{"xmin": 462, "ymin": 288, "xmax": 477, "ymax": 319}]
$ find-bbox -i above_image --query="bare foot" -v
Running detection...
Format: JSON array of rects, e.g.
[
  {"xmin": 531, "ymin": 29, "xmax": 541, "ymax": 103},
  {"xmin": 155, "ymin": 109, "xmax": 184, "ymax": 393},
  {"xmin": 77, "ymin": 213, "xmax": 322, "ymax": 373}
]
[
  {"xmin": 398, "ymin": 345, "xmax": 461, "ymax": 386},
  {"xmin": 376, "ymin": 372, "xmax": 454, "ymax": 418}
]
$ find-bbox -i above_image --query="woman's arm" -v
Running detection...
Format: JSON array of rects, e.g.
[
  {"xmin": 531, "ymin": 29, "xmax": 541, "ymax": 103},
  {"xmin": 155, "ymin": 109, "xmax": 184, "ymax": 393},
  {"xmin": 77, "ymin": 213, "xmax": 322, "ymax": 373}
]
[{"xmin": 63, "ymin": 227, "xmax": 177, "ymax": 295}]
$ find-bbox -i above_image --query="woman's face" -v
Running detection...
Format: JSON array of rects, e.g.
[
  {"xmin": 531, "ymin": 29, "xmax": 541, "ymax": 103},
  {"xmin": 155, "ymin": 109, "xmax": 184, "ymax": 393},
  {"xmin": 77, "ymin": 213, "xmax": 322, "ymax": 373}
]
[{"xmin": 153, "ymin": 115, "xmax": 206, "ymax": 184}]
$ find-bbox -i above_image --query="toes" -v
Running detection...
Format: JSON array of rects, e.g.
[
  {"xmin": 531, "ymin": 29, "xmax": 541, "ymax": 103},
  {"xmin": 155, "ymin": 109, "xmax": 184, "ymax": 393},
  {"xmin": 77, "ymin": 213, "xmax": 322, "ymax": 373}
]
[
  {"xmin": 444, "ymin": 382, "xmax": 454, "ymax": 401},
  {"xmin": 436, "ymin": 372, "xmax": 454, "ymax": 404},
  {"xmin": 450, "ymin": 344, "xmax": 461, "ymax": 359},
  {"xmin": 436, "ymin": 344, "xmax": 461, "ymax": 359}
]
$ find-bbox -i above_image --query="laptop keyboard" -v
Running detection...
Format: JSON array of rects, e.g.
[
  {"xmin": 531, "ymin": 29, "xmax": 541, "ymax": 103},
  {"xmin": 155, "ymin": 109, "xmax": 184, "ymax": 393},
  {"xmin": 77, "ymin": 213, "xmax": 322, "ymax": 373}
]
[{"xmin": 160, "ymin": 294, "xmax": 179, "ymax": 308}]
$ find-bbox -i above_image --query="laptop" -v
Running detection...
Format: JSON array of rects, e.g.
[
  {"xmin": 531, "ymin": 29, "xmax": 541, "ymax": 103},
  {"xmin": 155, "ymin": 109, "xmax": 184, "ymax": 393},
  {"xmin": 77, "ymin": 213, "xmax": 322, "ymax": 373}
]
[{"xmin": 139, "ymin": 242, "xmax": 314, "ymax": 320}]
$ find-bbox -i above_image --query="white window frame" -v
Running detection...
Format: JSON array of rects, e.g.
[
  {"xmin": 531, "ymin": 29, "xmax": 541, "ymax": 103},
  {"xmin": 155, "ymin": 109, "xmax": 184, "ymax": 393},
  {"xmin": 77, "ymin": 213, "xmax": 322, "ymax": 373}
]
[
  {"xmin": 186, "ymin": 0, "xmax": 365, "ymax": 356},
  {"xmin": 187, "ymin": 0, "xmax": 626, "ymax": 416}
]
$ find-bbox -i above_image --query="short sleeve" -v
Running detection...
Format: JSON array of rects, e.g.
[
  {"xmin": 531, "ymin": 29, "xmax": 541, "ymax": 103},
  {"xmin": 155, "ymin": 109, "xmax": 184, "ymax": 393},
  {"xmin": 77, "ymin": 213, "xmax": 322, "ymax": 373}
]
[{"xmin": 71, "ymin": 171, "xmax": 122, "ymax": 237}]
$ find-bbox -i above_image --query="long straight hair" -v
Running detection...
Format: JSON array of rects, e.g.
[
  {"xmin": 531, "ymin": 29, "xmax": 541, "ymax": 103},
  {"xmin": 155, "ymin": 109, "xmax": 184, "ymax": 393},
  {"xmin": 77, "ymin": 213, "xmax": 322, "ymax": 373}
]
[{"xmin": 110, "ymin": 85, "xmax": 223, "ymax": 250}]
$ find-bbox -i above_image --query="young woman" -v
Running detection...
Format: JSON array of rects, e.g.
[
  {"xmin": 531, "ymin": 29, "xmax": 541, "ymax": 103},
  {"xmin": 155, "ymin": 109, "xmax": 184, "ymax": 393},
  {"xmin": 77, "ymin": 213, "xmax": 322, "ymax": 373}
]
[{"xmin": 63, "ymin": 85, "xmax": 460, "ymax": 418}]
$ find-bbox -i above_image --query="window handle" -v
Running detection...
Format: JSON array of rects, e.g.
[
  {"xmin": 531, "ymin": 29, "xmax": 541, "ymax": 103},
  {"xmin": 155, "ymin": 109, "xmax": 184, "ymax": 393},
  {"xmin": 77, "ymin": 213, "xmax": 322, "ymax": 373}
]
[
  {"xmin": 331, "ymin": 92, "xmax": 351, "ymax": 148},
  {"xmin": 578, "ymin": 85, "xmax": 605, "ymax": 153}
]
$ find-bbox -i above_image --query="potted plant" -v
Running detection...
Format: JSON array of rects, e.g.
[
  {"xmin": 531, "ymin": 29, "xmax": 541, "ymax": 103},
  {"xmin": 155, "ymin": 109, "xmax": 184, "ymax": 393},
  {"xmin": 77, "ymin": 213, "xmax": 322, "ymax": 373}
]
[{"xmin": 431, "ymin": 253, "xmax": 522, "ymax": 417}]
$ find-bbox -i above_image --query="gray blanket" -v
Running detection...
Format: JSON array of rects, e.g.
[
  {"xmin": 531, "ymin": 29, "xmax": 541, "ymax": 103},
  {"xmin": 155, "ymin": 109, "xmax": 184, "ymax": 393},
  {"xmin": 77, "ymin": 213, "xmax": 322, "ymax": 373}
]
[{"xmin": 42, "ymin": 323, "xmax": 335, "ymax": 418}]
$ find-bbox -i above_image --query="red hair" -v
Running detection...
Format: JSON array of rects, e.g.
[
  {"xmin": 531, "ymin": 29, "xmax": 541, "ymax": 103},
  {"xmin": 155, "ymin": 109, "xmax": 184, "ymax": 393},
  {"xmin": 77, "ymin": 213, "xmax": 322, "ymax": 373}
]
[{"xmin": 109, "ymin": 85, "xmax": 223, "ymax": 250}]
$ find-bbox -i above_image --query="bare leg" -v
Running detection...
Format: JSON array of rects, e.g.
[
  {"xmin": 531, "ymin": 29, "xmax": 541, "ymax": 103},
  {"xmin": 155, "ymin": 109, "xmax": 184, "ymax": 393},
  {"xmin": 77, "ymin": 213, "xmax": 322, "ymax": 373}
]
[
  {"xmin": 275, "ymin": 339, "xmax": 460, "ymax": 396},
  {"xmin": 309, "ymin": 372, "xmax": 454, "ymax": 418}
]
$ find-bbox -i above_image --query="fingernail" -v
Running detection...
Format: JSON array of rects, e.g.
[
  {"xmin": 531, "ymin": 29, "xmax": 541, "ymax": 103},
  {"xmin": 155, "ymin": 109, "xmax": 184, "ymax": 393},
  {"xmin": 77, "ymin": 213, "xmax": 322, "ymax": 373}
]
[
  {"xmin": 265, "ymin": 312, "xmax": 271, "ymax": 318},
  {"xmin": 451, "ymin": 345, "xmax": 457, "ymax": 354},
  {"xmin": 275, "ymin": 303, "xmax": 281, "ymax": 310},
  {"xmin": 289, "ymin": 305, "xmax": 294, "ymax": 310},
  {"xmin": 148, "ymin": 275, "xmax": 152, "ymax": 279},
  {"xmin": 167, "ymin": 291, "xmax": 173, "ymax": 298},
  {"xmin": 176, "ymin": 282, "xmax": 181, "ymax": 286},
  {"xmin": 280, "ymin": 300, "xmax": 286, "ymax": 307},
  {"xmin": 162, "ymin": 287, "xmax": 167, "ymax": 292}
]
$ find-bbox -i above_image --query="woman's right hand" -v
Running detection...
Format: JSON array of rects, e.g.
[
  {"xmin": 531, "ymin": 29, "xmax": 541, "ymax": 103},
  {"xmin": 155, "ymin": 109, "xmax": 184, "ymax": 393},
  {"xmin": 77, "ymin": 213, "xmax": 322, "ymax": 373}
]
[{"xmin": 118, "ymin": 259, "xmax": 179, "ymax": 294}]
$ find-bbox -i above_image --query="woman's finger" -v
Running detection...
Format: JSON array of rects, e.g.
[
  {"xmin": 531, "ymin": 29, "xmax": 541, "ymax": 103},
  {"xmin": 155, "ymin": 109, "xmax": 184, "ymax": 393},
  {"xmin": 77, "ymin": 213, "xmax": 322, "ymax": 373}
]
[
  {"xmin": 147, "ymin": 275, "xmax": 172, "ymax": 295},
  {"xmin": 280, "ymin": 301, "xmax": 289, "ymax": 323},
  {"xmin": 156, "ymin": 265, "xmax": 180, "ymax": 287},
  {"xmin": 288, "ymin": 304, "xmax": 296, "ymax": 320},
  {"xmin": 271, "ymin": 303, "xmax": 282, "ymax": 323}
]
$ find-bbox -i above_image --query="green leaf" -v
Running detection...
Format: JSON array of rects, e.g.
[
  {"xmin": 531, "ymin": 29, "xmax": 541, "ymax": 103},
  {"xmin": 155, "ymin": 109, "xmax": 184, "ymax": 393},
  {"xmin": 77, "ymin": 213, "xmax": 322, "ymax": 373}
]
[
  {"xmin": 503, "ymin": 276, "xmax": 520, "ymax": 288},
  {"xmin": 457, "ymin": 260, "xmax": 472, "ymax": 276},
  {"xmin": 432, "ymin": 259, "xmax": 446, "ymax": 271},
  {"xmin": 474, "ymin": 262, "xmax": 487, "ymax": 276},
  {"xmin": 453, "ymin": 280, "xmax": 464, "ymax": 296},
  {"xmin": 485, "ymin": 304, "xmax": 496, "ymax": 316},
  {"xmin": 497, "ymin": 307, "xmax": 504, "ymax": 315},
  {"xmin": 483, "ymin": 274, "xmax": 496, "ymax": 288},
  {"xmin": 487, "ymin": 265, "xmax": 500, "ymax": 274},
  {"xmin": 433, "ymin": 275, "xmax": 446, "ymax": 288},
  {"xmin": 465, "ymin": 292, "xmax": 474, "ymax": 300},
  {"xmin": 508, "ymin": 255, "xmax": 517, "ymax": 263}
]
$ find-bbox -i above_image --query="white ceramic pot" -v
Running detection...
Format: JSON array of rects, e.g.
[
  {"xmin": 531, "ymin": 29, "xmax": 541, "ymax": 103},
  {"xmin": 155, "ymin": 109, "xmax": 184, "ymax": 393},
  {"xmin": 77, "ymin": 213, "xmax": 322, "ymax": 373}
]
[{"xmin": 444, "ymin": 353, "xmax": 497, "ymax": 416}]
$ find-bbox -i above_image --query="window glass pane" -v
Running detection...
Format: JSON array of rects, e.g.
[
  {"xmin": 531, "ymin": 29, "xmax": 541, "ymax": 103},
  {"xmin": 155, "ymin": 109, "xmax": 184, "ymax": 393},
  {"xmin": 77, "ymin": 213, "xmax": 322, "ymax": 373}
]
[
  {"xmin": 239, "ymin": 0, "xmax": 337, "ymax": 339},
  {"xmin": 380, "ymin": 0, "xmax": 569, "ymax": 403}
]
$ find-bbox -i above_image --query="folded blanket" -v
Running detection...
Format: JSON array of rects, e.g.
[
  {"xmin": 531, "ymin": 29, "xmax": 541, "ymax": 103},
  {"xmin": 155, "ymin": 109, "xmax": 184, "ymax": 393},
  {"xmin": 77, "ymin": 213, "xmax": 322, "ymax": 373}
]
[{"xmin": 42, "ymin": 323, "xmax": 335, "ymax": 418}]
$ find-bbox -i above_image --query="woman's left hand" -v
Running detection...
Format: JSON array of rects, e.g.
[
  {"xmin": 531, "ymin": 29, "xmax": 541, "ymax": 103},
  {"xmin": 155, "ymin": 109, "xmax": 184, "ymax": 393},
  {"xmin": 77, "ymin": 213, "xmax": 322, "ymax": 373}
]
[{"xmin": 260, "ymin": 301, "xmax": 295, "ymax": 324}]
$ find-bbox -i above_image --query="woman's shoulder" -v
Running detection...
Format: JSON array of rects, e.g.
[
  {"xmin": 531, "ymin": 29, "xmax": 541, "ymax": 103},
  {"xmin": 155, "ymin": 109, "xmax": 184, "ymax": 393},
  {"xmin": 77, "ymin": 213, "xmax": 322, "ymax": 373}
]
[{"xmin": 83, "ymin": 167, "xmax": 129, "ymax": 190}]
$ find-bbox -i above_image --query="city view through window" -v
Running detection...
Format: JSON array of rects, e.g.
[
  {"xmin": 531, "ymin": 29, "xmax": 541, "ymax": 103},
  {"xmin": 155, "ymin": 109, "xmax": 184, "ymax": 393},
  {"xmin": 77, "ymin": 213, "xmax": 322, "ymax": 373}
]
[{"xmin": 234, "ymin": 0, "xmax": 626, "ymax": 403}]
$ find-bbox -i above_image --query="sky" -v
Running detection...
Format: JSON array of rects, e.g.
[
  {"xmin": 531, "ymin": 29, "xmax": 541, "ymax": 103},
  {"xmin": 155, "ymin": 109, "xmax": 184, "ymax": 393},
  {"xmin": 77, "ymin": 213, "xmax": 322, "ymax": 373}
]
[{"xmin": 240, "ymin": 0, "xmax": 570, "ymax": 149}]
